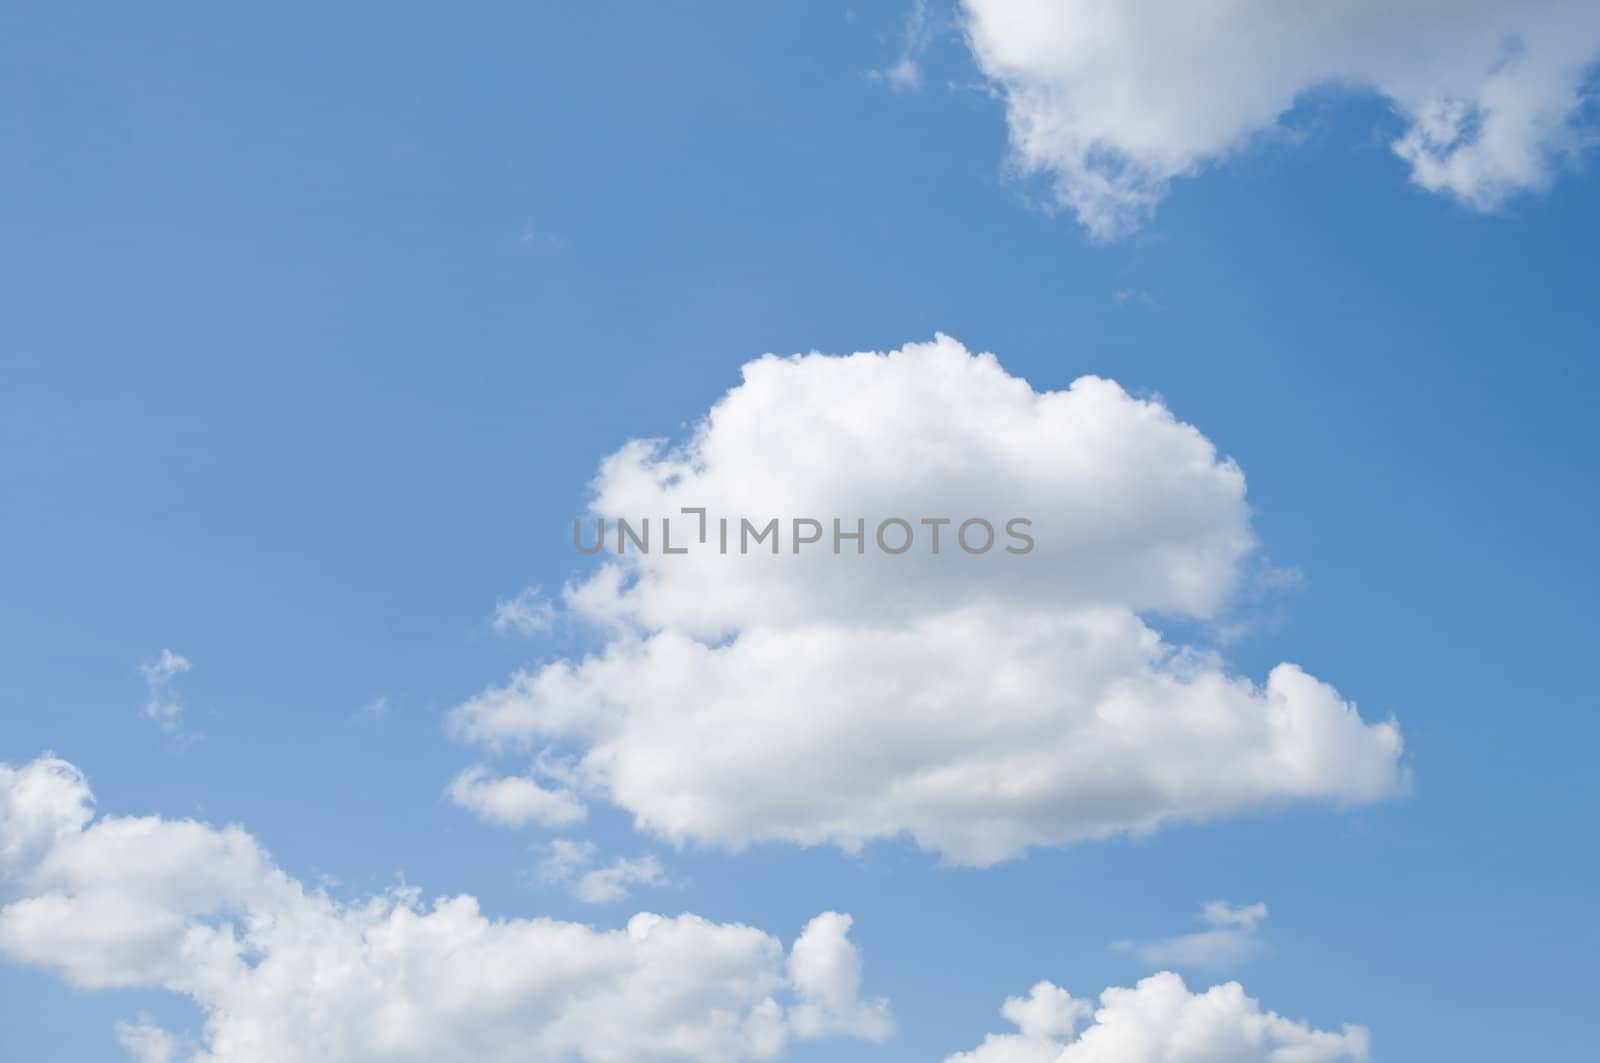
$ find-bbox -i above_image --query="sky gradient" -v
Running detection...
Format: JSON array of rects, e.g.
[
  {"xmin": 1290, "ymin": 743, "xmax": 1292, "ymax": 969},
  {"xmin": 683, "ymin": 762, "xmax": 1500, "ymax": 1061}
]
[{"xmin": 3, "ymin": 3, "xmax": 1598, "ymax": 1061}]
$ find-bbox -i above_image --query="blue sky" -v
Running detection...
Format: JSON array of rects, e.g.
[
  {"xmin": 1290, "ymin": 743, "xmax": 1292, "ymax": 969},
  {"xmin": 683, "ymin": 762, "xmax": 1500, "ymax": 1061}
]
[{"xmin": 2, "ymin": 3, "xmax": 1598, "ymax": 1061}]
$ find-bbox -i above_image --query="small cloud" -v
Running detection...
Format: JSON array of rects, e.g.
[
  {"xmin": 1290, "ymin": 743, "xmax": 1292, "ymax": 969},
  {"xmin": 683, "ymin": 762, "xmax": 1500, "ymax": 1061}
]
[
  {"xmin": 357, "ymin": 695, "xmax": 390, "ymax": 719},
  {"xmin": 447, "ymin": 765, "xmax": 586, "ymax": 829},
  {"xmin": 539, "ymin": 839, "xmax": 666, "ymax": 904},
  {"xmin": 518, "ymin": 225, "xmax": 563, "ymax": 251},
  {"xmin": 1209, "ymin": 561, "xmax": 1307, "ymax": 644},
  {"xmin": 1113, "ymin": 900, "xmax": 1269, "ymax": 971},
  {"xmin": 1254, "ymin": 562, "xmax": 1306, "ymax": 593},
  {"xmin": 868, "ymin": 0, "xmax": 932, "ymax": 92},
  {"xmin": 492, "ymin": 587, "xmax": 556, "ymax": 636},
  {"xmin": 574, "ymin": 856, "xmax": 665, "ymax": 904},
  {"xmin": 877, "ymin": 56, "xmax": 923, "ymax": 92},
  {"xmin": 140, "ymin": 648, "xmax": 190, "ymax": 685},
  {"xmin": 139, "ymin": 649, "xmax": 191, "ymax": 736},
  {"xmin": 1114, "ymin": 288, "xmax": 1156, "ymax": 308},
  {"xmin": 1200, "ymin": 900, "xmax": 1269, "ymax": 929}
]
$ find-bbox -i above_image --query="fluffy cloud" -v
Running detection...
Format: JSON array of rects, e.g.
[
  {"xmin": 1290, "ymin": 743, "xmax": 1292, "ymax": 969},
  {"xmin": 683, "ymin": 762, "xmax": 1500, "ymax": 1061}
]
[
  {"xmin": 450, "ymin": 337, "xmax": 1406, "ymax": 865},
  {"xmin": 1113, "ymin": 901, "xmax": 1269, "ymax": 971},
  {"xmin": 0, "ymin": 756, "xmax": 891, "ymax": 1063},
  {"xmin": 785, "ymin": 912, "xmax": 894, "ymax": 1041},
  {"xmin": 947, "ymin": 974, "xmax": 1369, "ymax": 1063},
  {"xmin": 446, "ymin": 764, "xmax": 586, "ymax": 828},
  {"xmin": 960, "ymin": 0, "xmax": 1600, "ymax": 237}
]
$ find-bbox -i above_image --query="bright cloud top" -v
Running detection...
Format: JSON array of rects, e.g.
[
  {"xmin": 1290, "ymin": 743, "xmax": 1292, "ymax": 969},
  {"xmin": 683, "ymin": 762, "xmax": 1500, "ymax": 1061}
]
[
  {"xmin": 961, "ymin": 0, "xmax": 1600, "ymax": 237},
  {"xmin": 0, "ymin": 756, "xmax": 891, "ymax": 1063},
  {"xmin": 947, "ymin": 973, "xmax": 1370, "ymax": 1063},
  {"xmin": 450, "ymin": 337, "xmax": 1406, "ymax": 865}
]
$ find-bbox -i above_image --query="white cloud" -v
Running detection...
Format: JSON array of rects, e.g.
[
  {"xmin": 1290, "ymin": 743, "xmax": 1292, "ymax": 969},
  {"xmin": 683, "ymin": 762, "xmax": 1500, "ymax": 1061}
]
[
  {"xmin": 0, "ymin": 755, "xmax": 892, "ymax": 1063},
  {"xmin": 1254, "ymin": 564, "xmax": 1306, "ymax": 593},
  {"xmin": 493, "ymin": 587, "xmax": 557, "ymax": 636},
  {"xmin": 140, "ymin": 649, "xmax": 190, "ymax": 685},
  {"xmin": 960, "ymin": 0, "xmax": 1600, "ymax": 237},
  {"xmin": 117, "ymin": 1020, "xmax": 181, "ymax": 1063},
  {"xmin": 1113, "ymin": 901, "xmax": 1269, "ymax": 971},
  {"xmin": 574, "ymin": 856, "xmax": 662, "ymax": 904},
  {"xmin": 539, "ymin": 839, "xmax": 667, "ymax": 904},
  {"xmin": 0, "ymin": 756, "xmax": 94, "ymax": 890},
  {"xmin": 1202, "ymin": 901, "xmax": 1270, "ymax": 930},
  {"xmin": 872, "ymin": 0, "xmax": 934, "ymax": 91},
  {"xmin": 447, "ymin": 764, "xmax": 586, "ymax": 829},
  {"xmin": 946, "ymin": 973, "xmax": 1369, "ymax": 1063},
  {"xmin": 450, "ymin": 336, "xmax": 1406, "ymax": 866},
  {"xmin": 786, "ymin": 912, "xmax": 895, "ymax": 1041},
  {"xmin": 139, "ymin": 649, "xmax": 191, "ymax": 734}
]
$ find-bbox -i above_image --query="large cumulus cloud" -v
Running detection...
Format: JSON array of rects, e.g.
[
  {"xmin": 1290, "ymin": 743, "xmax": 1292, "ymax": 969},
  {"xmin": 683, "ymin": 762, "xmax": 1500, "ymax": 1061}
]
[
  {"xmin": 449, "ymin": 336, "xmax": 1407, "ymax": 865},
  {"xmin": 0, "ymin": 756, "xmax": 891, "ymax": 1062}
]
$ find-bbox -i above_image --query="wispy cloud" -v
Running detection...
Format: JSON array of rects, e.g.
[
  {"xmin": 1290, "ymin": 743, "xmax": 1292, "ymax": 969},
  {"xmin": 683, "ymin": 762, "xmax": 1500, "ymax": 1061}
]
[
  {"xmin": 869, "ymin": 0, "xmax": 933, "ymax": 92},
  {"xmin": 1113, "ymin": 901, "xmax": 1269, "ymax": 971},
  {"xmin": 139, "ymin": 649, "xmax": 191, "ymax": 737},
  {"xmin": 518, "ymin": 225, "xmax": 563, "ymax": 251},
  {"xmin": 539, "ymin": 839, "xmax": 666, "ymax": 904},
  {"xmin": 1253, "ymin": 562, "xmax": 1306, "ymax": 593},
  {"xmin": 491, "ymin": 586, "xmax": 556, "ymax": 636}
]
